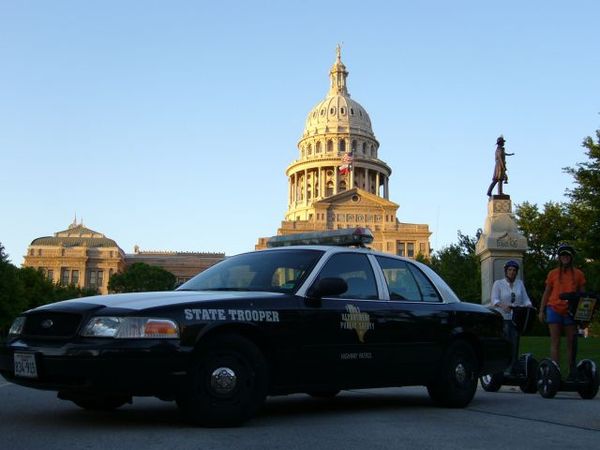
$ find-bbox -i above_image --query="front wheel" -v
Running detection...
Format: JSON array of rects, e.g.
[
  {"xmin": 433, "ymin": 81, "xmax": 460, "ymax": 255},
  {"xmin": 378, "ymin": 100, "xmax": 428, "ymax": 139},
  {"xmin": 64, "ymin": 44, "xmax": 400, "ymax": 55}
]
[
  {"xmin": 427, "ymin": 341, "xmax": 478, "ymax": 408},
  {"xmin": 537, "ymin": 358, "xmax": 560, "ymax": 399},
  {"xmin": 576, "ymin": 360, "xmax": 599, "ymax": 400},
  {"xmin": 480, "ymin": 373, "xmax": 503, "ymax": 392},
  {"xmin": 176, "ymin": 334, "xmax": 268, "ymax": 427}
]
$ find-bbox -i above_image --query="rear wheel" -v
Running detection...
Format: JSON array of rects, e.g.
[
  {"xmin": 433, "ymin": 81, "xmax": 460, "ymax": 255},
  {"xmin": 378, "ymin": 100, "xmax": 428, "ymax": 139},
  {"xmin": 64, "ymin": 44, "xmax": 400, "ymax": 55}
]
[
  {"xmin": 427, "ymin": 341, "xmax": 478, "ymax": 408},
  {"xmin": 176, "ymin": 334, "xmax": 268, "ymax": 427},
  {"xmin": 576, "ymin": 360, "xmax": 599, "ymax": 400},
  {"xmin": 537, "ymin": 358, "xmax": 560, "ymax": 399},
  {"xmin": 519, "ymin": 356, "xmax": 539, "ymax": 394},
  {"xmin": 479, "ymin": 373, "xmax": 503, "ymax": 392}
]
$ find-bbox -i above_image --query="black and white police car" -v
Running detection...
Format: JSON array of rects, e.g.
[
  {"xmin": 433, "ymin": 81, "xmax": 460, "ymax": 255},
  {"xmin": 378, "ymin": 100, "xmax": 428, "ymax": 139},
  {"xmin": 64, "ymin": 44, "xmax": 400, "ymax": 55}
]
[{"xmin": 1, "ymin": 228, "xmax": 510, "ymax": 426}]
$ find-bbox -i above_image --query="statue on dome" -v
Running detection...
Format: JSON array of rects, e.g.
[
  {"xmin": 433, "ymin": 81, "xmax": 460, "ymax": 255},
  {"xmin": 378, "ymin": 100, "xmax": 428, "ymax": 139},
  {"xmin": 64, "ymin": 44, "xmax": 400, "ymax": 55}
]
[{"xmin": 486, "ymin": 135, "xmax": 514, "ymax": 197}]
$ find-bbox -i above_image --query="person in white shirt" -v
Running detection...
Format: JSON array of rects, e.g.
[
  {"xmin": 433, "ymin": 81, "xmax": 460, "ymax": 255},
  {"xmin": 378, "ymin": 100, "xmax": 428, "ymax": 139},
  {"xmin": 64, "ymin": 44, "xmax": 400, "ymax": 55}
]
[{"xmin": 491, "ymin": 260, "xmax": 533, "ymax": 370}]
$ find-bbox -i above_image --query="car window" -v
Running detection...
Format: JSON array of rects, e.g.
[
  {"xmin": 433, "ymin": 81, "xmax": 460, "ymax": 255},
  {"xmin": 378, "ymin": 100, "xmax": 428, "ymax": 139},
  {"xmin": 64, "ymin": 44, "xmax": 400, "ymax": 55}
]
[
  {"xmin": 407, "ymin": 264, "xmax": 441, "ymax": 302},
  {"xmin": 375, "ymin": 256, "xmax": 422, "ymax": 301},
  {"xmin": 315, "ymin": 253, "xmax": 378, "ymax": 300},
  {"xmin": 178, "ymin": 250, "xmax": 324, "ymax": 293}
]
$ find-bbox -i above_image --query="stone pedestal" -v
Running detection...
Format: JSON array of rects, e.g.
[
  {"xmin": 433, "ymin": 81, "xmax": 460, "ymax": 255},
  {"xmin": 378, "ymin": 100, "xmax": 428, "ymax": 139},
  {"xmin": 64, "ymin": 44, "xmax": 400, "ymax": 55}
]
[{"xmin": 475, "ymin": 195, "xmax": 528, "ymax": 306}]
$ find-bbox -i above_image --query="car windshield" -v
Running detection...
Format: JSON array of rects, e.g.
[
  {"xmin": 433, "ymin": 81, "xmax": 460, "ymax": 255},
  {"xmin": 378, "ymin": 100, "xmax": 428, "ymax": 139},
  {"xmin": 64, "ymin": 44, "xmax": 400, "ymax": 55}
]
[{"xmin": 177, "ymin": 249, "xmax": 324, "ymax": 294}]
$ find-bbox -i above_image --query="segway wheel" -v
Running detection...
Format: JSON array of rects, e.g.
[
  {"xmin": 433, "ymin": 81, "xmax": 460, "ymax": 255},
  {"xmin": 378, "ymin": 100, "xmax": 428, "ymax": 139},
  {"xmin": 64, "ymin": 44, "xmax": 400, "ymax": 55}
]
[
  {"xmin": 576, "ymin": 359, "xmax": 599, "ymax": 400},
  {"xmin": 537, "ymin": 359, "xmax": 560, "ymax": 399},
  {"xmin": 519, "ymin": 356, "xmax": 539, "ymax": 394},
  {"xmin": 479, "ymin": 373, "xmax": 503, "ymax": 392}
]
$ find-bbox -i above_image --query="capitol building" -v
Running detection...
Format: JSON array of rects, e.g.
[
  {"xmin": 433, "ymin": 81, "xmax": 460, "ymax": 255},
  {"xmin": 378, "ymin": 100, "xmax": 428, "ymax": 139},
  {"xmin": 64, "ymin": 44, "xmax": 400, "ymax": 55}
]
[
  {"xmin": 22, "ymin": 48, "xmax": 430, "ymax": 294},
  {"xmin": 257, "ymin": 47, "xmax": 431, "ymax": 256}
]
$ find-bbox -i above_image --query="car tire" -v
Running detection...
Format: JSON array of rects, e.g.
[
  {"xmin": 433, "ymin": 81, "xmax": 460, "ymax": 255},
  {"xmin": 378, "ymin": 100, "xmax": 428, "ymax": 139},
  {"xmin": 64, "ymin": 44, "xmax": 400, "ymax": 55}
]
[
  {"xmin": 177, "ymin": 334, "xmax": 268, "ymax": 427},
  {"xmin": 307, "ymin": 390, "xmax": 340, "ymax": 399},
  {"xmin": 537, "ymin": 358, "xmax": 560, "ymax": 399},
  {"xmin": 71, "ymin": 395, "xmax": 130, "ymax": 411},
  {"xmin": 519, "ymin": 356, "xmax": 539, "ymax": 394},
  {"xmin": 576, "ymin": 359, "xmax": 599, "ymax": 400},
  {"xmin": 479, "ymin": 373, "xmax": 503, "ymax": 392},
  {"xmin": 427, "ymin": 340, "xmax": 478, "ymax": 408}
]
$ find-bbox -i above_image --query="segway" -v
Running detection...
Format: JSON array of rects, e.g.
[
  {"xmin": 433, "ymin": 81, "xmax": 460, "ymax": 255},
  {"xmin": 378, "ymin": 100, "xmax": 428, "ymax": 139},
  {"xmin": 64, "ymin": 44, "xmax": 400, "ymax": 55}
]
[
  {"xmin": 480, "ymin": 305, "xmax": 539, "ymax": 393},
  {"xmin": 537, "ymin": 292, "xmax": 599, "ymax": 399}
]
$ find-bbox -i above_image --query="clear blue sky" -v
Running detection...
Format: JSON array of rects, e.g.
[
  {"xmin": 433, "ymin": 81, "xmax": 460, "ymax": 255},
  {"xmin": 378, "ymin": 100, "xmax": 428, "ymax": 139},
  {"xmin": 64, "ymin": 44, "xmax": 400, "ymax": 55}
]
[{"xmin": 1, "ymin": 1, "xmax": 599, "ymax": 264}]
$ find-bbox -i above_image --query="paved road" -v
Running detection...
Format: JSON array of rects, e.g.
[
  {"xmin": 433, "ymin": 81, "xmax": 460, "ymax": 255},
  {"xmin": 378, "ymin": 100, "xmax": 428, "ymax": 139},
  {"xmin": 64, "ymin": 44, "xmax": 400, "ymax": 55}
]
[{"xmin": 1, "ymin": 380, "xmax": 598, "ymax": 449}]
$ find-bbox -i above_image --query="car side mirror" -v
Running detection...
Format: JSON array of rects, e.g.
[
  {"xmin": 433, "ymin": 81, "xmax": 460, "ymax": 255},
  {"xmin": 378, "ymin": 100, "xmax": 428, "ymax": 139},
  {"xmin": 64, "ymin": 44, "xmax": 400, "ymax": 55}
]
[{"xmin": 306, "ymin": 277, "xmax": 348, "ymax": 305}]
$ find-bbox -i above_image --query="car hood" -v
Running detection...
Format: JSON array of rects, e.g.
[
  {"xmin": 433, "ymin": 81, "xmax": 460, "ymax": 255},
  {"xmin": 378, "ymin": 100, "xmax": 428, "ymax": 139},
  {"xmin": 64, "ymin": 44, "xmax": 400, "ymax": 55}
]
[{"xmin": 32, "ymin": 290, "xmax": 286, "ymax": 312}]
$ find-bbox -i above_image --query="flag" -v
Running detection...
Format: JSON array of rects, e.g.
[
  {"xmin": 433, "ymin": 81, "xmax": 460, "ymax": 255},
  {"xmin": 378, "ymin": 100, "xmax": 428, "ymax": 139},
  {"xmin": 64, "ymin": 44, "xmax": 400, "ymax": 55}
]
[{"xmin": 339, "ymin": 151, "xmax": 353, "ymax": 175}]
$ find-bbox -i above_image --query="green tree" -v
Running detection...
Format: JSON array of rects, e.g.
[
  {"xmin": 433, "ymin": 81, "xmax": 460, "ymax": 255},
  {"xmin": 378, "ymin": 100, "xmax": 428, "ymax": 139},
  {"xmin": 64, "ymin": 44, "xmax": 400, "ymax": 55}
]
[
  {"xmin": 108, "ymin": 263, "xmax": 176, "ymax": 293},
  {"xmin": 564, "ymin": 127, "xmax": 600, "ymax": 291},
  {"xmin": 427, "ymin": 231, "xmax": 481, "ymax": 302},
  {"xmin": 0, "ymin": 244, "xmax": 27, "ymax": 336},
  {"xmin": 515, "ymin": 201, "xmax": 574, "ymax": 302}
]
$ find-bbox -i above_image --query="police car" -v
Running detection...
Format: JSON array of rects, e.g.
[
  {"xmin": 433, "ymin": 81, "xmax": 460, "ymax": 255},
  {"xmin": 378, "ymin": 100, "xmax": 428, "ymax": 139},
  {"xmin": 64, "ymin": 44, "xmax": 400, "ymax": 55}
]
[{"xmin": 0, "ymin": 228, "xmax": 510, "ymax": 426}]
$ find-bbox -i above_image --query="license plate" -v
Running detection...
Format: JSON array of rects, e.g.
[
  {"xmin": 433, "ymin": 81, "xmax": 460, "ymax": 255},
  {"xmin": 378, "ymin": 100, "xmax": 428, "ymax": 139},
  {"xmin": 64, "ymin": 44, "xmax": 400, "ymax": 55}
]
[{"xmin": 14, "ymin": 353, "xmax": 38, "ymax": 379}]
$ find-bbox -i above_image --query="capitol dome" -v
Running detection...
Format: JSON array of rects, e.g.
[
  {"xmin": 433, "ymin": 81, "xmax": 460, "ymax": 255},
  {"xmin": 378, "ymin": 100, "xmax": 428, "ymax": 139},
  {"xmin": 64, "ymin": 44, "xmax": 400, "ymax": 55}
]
[{"xmin": 302, "ymin": 49, "xmax": 375, "ymax": 139}]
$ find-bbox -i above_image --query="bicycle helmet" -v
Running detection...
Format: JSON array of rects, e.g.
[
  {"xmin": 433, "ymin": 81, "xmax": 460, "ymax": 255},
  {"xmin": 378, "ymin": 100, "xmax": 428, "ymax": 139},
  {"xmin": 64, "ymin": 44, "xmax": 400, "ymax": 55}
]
[
  {"xmin": 557, "ymin": 244, "xmax": 575, "ymax": 257},
  {"xmin": 504, "ymin": 260, "xmax": 519, "ymax": 272}
]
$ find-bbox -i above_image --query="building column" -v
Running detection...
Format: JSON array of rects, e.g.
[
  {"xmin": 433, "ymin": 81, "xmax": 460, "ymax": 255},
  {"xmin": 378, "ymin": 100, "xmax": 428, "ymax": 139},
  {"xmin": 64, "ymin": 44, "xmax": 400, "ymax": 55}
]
[
  {"xmin": 376, "ymin": 172, "xmax": 381, "ymax": 197},
  {"xmin": 365, "ymin": 168, "xmax": 370, "ymax": 192},
  {"xmin": 384, "ymin": 176, "xmax": 389, "ymax": 199},
  {"xmin": 334, "ymin": 166, "xmax": 338, "ymax": 195},
  {"xmin": 303, "ymin": 169, "xmax": 308, "ymax": 205}
]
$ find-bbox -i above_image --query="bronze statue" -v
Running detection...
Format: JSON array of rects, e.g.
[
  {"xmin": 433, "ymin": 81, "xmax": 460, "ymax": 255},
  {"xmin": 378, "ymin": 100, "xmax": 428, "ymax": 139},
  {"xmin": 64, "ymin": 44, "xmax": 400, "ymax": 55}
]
[{"xmin": 487, "ymin": 135, "xmax": 514, "ymax": 196}]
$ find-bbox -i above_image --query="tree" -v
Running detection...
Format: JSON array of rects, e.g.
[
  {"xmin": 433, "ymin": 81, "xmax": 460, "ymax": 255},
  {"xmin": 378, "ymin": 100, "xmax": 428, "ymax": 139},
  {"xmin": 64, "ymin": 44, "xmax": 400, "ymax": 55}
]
[
  {"xmin": 0, "ymin": 244, "xmax": 27, "ymax": 336},
  {"xmin": 564, "ymin": 127, "xmax": 600, "ymax": 290},
  {"xmin": 108, "ymin": 263, "xmax": 176, "ymax": 293},
  {"xmin": 427, "ymin": 231, "xmax": 481, "ymax": 302},
  {"xmin": 515, "ymin": 201, "xmax": 574, "ymax": 302}
]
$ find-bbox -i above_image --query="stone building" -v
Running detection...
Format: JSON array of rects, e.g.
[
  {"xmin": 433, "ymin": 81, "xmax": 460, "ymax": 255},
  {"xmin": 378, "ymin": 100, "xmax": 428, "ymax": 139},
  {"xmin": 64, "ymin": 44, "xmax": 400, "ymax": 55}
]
[
  {"xmin": 23, "ymin": 220, "xmax": 126, "ymax": 295},
  {"xmin": 23, "ymin": 220, "xmax": 224, "ymax": 294},
  {"xmin": 256, "ymin": 48, "xmax": 431, "ymax": 256},
  {"xmin": 126, "ymin": 248, "xmax": 225, "ymax": 286}
]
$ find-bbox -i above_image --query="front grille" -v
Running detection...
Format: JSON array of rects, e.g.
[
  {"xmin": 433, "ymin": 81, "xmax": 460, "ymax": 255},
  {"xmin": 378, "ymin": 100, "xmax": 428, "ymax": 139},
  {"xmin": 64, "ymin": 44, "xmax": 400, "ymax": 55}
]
[{"xmin": 23, "ymin": 312, "xmax": 83, "ymax": 338}]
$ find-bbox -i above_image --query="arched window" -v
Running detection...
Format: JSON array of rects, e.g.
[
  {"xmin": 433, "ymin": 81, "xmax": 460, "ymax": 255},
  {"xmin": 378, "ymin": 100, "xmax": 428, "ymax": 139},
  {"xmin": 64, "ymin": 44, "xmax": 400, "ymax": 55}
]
[
  {"xmin": 339, "ymin": 181, "xmax": 347, "ymax": 192},
  {"xmin": 339, "ymin": 139, "xmax": 346, "ymax": 153},
  {"xmin": 352, "ymin": 140, "xmax": 357, "ymax": 152},
  {"xmin": 327, "ymin": 140, "xmax": 333, "ymax": 152},
  {"xmin": 307, "ymin": 144, "xmax": 312, "ymax": 155},
  {"xmin": 362, "ymin": 142, "xmax": 367, "ymax": 154},
  {"xmin": 316, "ymin": 141, "xmax": 322, "ymax": 153},
  {"xmin": 326, "ymin": 181, "xmax": 334, "ymax": 197}
]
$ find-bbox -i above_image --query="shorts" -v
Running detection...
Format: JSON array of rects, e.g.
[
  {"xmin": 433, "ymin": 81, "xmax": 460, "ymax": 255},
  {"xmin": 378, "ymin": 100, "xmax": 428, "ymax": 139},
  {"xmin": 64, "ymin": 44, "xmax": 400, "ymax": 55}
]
[{"xmin": 545, "ymin": 306, "xmax": 575, "ymax": 326}]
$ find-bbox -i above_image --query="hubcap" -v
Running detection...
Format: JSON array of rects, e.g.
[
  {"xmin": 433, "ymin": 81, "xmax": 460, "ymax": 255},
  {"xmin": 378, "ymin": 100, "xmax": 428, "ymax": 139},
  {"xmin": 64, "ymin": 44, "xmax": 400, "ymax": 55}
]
[
  {"xmin": 210, "ymin": 367, "xmax": 237, "ymax": 394},
  {"xmin": 455, "ymin": 363, "xmax": 467, "ymax": 384},
  {"xmin": 481, "ymin": 374, "xmax": 491, "ymax": 385}
]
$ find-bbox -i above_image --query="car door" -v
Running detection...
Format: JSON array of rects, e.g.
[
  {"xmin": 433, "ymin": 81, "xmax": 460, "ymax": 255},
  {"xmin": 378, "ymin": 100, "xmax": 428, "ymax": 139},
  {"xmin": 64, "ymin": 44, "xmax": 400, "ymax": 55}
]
[
  {"xmin": 373, "ymin": 256, "xmax": 451, "ymax": 383},
  {"xmin": 295, "ymin": 251, "xmax": 387, "ymax": 388}
]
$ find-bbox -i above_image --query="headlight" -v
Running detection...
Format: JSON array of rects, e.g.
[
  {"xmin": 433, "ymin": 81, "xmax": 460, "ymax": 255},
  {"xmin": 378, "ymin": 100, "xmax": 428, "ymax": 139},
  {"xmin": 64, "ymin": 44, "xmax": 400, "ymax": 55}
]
[
  {"xmin": 81, "ymin": 317, "xmax": 179, "ymax": 339},
  {"xmin": 8, "ymin": 317, "xmax": 26, "ymax": 336}
]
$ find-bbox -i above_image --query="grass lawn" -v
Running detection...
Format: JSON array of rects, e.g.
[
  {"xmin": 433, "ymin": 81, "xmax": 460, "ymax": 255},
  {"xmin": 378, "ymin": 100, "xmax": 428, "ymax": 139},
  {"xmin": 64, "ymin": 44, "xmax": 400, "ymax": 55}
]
[{"xmin": 520, "ymin": 336, "xmax": 600, "ymax": 370}]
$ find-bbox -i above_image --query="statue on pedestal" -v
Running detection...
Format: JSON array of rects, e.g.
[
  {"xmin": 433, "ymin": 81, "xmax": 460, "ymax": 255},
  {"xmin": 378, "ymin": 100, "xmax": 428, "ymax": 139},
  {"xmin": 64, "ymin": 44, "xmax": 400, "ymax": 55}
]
[{"xmin": 487, "ymin": 135, "xmax": 514, "ymax": 197}]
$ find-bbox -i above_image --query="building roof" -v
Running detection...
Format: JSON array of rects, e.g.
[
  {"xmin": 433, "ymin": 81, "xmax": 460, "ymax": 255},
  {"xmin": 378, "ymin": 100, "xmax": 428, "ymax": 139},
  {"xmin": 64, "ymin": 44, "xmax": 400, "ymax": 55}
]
[
  {"xmin": 29, "ymin": 221, "xmax": 121, "ymax": 249},
  {"xmin": 302, "ymin": 46, "xmax": 375, "ymax": 140}
]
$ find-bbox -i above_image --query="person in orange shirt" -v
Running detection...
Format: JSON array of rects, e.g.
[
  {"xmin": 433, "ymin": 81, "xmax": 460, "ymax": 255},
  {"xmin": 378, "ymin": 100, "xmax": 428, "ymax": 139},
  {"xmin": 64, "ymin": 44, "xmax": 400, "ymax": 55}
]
[{"xmin": 538, "ymin": 244, "xmax": 586, "ymax": 373}]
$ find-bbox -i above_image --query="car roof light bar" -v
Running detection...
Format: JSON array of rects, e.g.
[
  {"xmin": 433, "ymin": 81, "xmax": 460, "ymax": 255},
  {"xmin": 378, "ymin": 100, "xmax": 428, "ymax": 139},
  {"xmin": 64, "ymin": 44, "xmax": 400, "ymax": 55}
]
[{"xmin": 266, "ymin": 227, "xmax": 374, "ymax": 248}]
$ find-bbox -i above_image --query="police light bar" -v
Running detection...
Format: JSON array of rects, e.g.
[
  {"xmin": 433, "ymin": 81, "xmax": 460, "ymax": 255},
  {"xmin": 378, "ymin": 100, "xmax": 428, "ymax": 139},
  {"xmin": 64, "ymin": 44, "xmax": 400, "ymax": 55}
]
[{"xmin": 266, "ymin": 228, "xmax": 374, "ymax": 248}]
